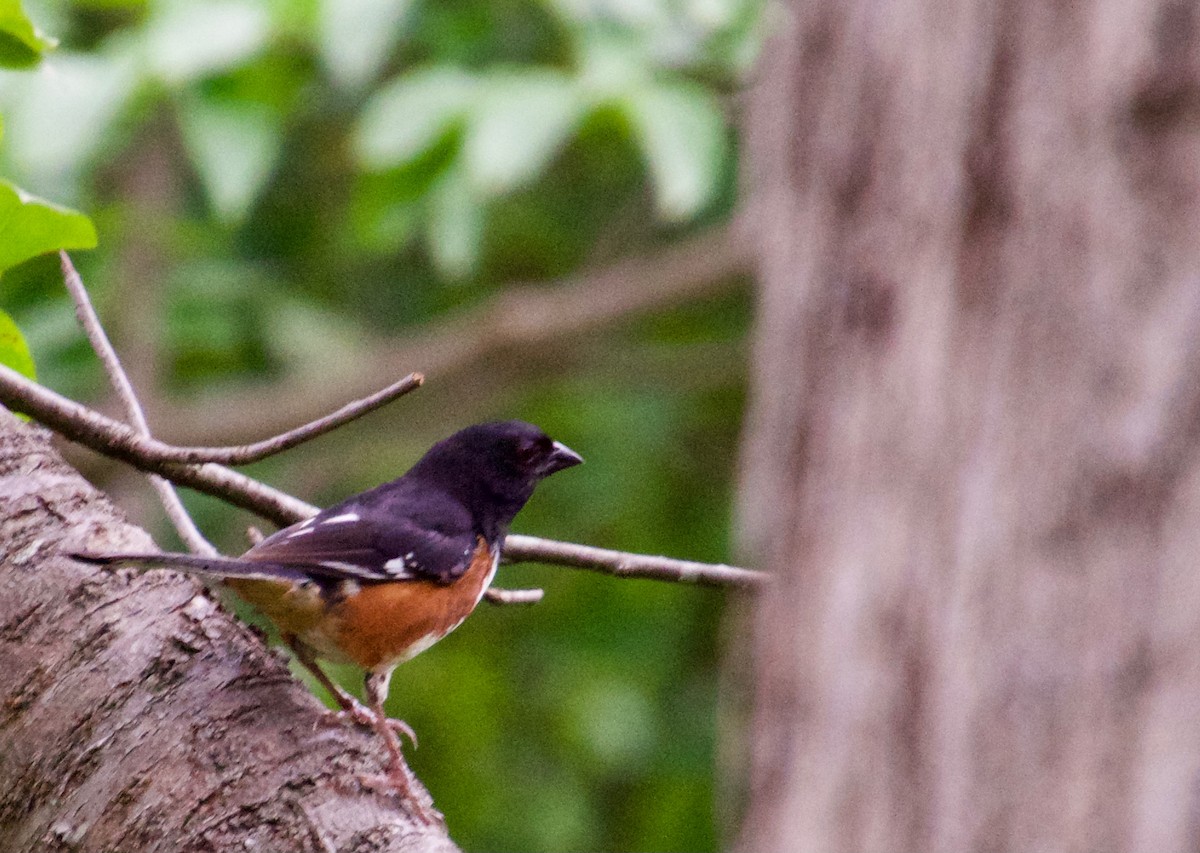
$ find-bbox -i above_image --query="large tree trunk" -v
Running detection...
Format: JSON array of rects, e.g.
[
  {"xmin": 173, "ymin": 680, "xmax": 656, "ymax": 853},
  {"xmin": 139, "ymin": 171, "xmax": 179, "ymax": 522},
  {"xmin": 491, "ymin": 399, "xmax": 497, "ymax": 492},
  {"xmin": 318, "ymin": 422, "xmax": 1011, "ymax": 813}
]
[
  {"xmin": 0, "ymin": 411, "xmax": 455, "ymax": 852},
  {"xmin": 738, "ymin": 1, "xmax": 1200, "ymax": 850}
]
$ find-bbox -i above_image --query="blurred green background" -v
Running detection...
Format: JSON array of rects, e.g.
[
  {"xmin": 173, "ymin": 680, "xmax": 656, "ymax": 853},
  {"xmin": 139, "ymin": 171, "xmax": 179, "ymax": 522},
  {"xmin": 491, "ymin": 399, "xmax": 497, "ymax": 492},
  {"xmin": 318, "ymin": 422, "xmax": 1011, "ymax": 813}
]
[{"xmin": 0, "ymin": 0, "xmax": 761, "ymax": 848}]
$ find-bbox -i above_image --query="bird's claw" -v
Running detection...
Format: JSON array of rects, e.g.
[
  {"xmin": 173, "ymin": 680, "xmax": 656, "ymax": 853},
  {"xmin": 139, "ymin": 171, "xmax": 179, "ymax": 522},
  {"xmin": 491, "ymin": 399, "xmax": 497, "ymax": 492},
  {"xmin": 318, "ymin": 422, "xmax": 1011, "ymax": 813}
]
[{"xmin": 318, "ymin": 700, "xmax": 418, "ymax": 748}]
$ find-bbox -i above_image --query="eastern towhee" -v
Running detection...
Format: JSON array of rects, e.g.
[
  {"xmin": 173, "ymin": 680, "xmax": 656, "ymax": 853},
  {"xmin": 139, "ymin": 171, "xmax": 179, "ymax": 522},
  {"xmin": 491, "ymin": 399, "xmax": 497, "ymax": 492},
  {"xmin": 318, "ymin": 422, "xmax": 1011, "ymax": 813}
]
[{"xmin": 73, "ymin": 420, "xmax": 582, "ymax": 824}]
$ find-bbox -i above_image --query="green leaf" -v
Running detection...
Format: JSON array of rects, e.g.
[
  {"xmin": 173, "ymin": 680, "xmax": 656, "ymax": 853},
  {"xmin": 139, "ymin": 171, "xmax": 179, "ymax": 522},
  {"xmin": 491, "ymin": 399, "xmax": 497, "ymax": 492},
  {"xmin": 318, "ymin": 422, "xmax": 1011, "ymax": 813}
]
[
  {"xmin": 355, "ymin": 67, "xmax": 475, "ymax": 170},
  {"xmin": 621, "ymin": 81, "xmax": 726, "ymax": 221},
  {"xmin": 0, "ymin": 0, "xmax": 56, "ymax": 69},
  {"xmin": 141, "ymin": 0, "xmax": 269, "ymax": 84},
  {"xmin": 0, "ymin": 308, "xmax": 35, "ymax": 379},
  {"xmin": 0, "ymin": 180, "xmax": 97, "ymax": 274},
  {"xmin": 464, "ymin": 70, "xmax": 585, "ymax": 195},
  {"xmin": 318, "ymin": 0, "xmax": 413, "ymax": 90},
  {"xmin": 577, "ymin": 32, "xmax": 651, "ymax": 99},
  {"xmin": 426, "ymin": 167, "xmax": 482, "ymax": 280},
  {"xmin": 0, "ymin": 53, "xmax": 137, "ymax": 196},
  {"xmin": 179, "ymin": 97, "xmax": 282, "ymax": 222}
]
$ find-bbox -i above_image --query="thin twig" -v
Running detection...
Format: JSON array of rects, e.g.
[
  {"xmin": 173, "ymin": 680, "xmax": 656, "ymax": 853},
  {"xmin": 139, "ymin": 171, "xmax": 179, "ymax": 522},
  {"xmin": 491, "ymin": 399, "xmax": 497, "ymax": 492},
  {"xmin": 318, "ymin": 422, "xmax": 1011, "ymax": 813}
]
[
  {"xmin": 144, "ymin": 373, "xmax": 424, "ymax": 465},
  {"xmin": 484, "ymin": 587, "xmax": 545, "ymax": 605},
  {"xmin": 503, "ymin": 534, "xmax": 767, "ymax": 589},
  {"xmin": 0, "ymin": 367, "xmax": 766, "ymax": 588},
  {"xmin": 60, "ymin": 251, "xmax": 215, "ymax": 556}
]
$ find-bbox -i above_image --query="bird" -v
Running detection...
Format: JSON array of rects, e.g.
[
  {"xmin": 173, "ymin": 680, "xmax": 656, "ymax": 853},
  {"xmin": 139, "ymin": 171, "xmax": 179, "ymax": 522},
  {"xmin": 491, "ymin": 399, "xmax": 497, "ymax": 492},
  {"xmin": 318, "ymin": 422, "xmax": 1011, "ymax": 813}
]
[{"xmin": 72, "ymin": 420, "xmax": 583, "ymax": 824}]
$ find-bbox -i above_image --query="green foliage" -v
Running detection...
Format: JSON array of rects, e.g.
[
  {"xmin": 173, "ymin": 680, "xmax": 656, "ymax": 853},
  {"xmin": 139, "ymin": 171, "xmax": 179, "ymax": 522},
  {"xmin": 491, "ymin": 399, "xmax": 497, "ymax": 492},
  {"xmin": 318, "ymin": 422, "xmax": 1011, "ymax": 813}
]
[
  {"xmin": 0, "ymin": 0, "xmax": 761, "ymax": 848},
  {"xmin": 623, "ymin": 80, "xmax": 726, "ymax": 220},
  {"xmin": 0, "ymin": 0, "xmax": 757, "ymax": 272},
  {"xmin": 0, "ymin": 1, "xmax": 96, "ymax": 286},
  {"xmin": 463, "ymin": 69, "xmax": 583, "ymax": 193},
  {"xmin": 179, "ymin": 95, "xmax": 283, "ymax": 221},
  {"xmin": 140, "ymin": 0, "xmax": 270, "ymax": 84},
  {"xmin": 356, "ymin": 67, "xmax": 475, "ymax": 169},
  {"xmin": 317, "ymin": 0, "xmax": 415, "ymax": 90},
  {"xmin": 0, "ymin": 0, "xmax": 55, "ymax": 68},
  {"xmin": 0, "ymin": 306, "xmax": 35, "ymax": 378},
  {"xmin": 0, "ymin": 2, "xmax": 93, "ymax": 406},
  {"xmin": 0, "ymin": 180, "xmax": 96, "ymax": 273}
]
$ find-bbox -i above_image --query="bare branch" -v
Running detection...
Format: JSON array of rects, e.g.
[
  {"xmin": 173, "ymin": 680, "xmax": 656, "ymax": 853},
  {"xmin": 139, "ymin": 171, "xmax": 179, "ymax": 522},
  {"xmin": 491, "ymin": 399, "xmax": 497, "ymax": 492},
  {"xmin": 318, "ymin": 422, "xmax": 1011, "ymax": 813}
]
[
  {"xmin": 61, "ymin": 254, "xmax": 151, "ymax": 434},
  {"xmin": 0, "ymin": 364, "xmax": 421, "ymax": 470},
  {"xmin": 503, "ymin": 534, "xmax": 767, "ymax": 589},
  {"xmin": 0, "ymin": 364, "xmax": 315, "ymax": 524},
  {"xmin": 136, "ymin": 372, "xmax": 424, "ymax": 465},
  {"xmin": 60, "ymin": 251, "xmax": 214, "ymax": 556},
  {"xmin": 153, "ymin": 482, "xmax": 213, "ymax": 552},
  {"xmin": 157, "ymin": 221, "xmax": 754, "ymax": 445},
  {"xmin": 211, "ymin": 373, "xmax": 424, "ymax": 463},
  {"xmin": 0, "ymin": 367, "xmax": 766, "ymax": 588}
]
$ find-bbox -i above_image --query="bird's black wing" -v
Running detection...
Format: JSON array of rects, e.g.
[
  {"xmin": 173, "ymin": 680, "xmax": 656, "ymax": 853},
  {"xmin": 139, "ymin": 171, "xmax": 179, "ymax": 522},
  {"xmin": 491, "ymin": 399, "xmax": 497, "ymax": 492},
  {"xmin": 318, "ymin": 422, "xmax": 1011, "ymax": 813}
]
[{"xmin": 244, "ymin": 485, "xmax": 479, "ymax": 585}]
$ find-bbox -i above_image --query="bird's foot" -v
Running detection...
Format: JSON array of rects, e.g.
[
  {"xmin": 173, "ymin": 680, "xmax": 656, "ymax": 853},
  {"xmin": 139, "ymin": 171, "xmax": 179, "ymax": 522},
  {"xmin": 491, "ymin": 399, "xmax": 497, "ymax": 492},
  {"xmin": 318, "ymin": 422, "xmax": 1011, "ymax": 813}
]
[{"xmin": 318, "ymin": 698, "xmax": 418, "ymax": 747}]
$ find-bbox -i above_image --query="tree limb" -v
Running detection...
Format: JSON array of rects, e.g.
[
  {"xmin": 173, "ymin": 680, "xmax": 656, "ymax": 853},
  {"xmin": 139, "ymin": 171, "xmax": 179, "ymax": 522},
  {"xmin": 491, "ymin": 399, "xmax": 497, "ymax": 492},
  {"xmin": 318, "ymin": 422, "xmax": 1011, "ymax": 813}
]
[
  {"xmin": 0, "ymin": 365, "xmax": 766, "ymax": 588},
  {"xmin": 0, "ymin": 364, "xmax": 314, "ymax": 521}
]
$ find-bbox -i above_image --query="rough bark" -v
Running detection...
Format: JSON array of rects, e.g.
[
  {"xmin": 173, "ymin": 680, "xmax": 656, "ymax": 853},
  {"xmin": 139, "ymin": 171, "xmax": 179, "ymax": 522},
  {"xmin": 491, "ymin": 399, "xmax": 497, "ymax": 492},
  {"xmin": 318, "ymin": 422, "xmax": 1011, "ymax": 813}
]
[
  {"xmin": 0, "ymin": 410, "xmax": 457, "ymax": 853},
  {"xmin": 738, "ymin": 1, "xmax": 1200, "ymax": 850}
]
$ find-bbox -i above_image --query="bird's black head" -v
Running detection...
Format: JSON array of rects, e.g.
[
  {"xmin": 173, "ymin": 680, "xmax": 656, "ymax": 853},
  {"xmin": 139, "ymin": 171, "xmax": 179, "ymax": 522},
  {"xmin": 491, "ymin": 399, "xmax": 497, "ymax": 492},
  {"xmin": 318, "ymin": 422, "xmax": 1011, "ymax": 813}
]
[{"xmin": 408, "ymin": 420, "xmax": 583, "ymax": 537}]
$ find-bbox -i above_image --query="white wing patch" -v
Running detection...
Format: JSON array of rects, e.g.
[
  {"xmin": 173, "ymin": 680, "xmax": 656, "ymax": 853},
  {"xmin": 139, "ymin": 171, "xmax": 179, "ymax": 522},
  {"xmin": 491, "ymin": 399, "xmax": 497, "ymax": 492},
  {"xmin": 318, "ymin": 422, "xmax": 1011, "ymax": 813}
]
[
  {"xmin": 383, "ymin": 550, "xmax": 423, "ymax": 578},
  {"xmin": 319, "ymin": 560, "xmax": 371, "ymax": 573},
  {"xmin": 321, "ymin": 513, "xmax": 359, "ymax": 525}
]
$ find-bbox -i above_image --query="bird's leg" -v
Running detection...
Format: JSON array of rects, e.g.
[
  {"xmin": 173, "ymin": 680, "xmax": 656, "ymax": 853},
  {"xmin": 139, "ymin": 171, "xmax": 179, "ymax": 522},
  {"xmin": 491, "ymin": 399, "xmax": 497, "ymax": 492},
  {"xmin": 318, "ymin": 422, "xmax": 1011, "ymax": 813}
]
[
  {"xmin": 284, "ymin": 633, "xmax": 360, "ymax": 711},
  {"xmin": 359, "ymin": 669, "xmax": 443, "ymax": 825},
  {"xmin": 283, "ymin": 635, "xmax": 417, "ymax": 745}
]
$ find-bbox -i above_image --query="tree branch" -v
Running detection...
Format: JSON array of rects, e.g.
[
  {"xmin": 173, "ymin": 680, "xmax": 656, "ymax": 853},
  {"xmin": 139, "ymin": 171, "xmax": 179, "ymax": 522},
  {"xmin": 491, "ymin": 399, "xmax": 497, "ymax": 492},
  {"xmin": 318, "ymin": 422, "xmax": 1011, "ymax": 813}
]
[
  {"xmin": 144, "ymin": 371, "xmax": 423, "ymax": 465},
  {"xmin": 156, "ymin": 220, "xmax": 754, "ymax": 446},
  {"xmin": 0, "ymin": 364, "xmax": 314, "ymax": 522},
  {"xmin": 0, "ymin": 367, "xmax": 766, "ymax": 588},
  {"xmin": 60, "ymin": 251, "xmax": 215, "ymax": 556},
  {"xmin": 502, "ymin": 535, "xmax": 766, "ymax": 590}
]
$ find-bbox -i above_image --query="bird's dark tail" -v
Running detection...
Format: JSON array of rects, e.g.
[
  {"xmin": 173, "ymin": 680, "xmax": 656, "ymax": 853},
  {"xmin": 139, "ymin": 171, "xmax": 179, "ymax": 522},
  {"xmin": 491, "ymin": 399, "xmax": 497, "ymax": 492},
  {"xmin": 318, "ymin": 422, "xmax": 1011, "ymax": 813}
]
[{"xmin": 68, "ymin": 551, "xmax": 309, "ymax": 584}]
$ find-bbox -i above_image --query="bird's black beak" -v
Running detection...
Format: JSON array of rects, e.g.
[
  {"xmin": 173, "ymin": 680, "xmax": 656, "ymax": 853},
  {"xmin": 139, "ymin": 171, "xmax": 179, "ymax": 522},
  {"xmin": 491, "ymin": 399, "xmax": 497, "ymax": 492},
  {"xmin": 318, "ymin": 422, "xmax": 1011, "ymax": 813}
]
[{"xmin": 542, "ymin": 440, "xmax": 583, "ymax": 475}]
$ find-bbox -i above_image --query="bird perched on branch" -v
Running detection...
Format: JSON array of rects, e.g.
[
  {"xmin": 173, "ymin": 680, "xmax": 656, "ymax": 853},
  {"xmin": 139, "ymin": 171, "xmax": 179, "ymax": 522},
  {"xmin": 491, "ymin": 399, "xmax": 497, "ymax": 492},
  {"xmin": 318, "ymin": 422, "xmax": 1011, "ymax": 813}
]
[{"xmin": 72, "ymin": 420, "xmax": 583, "ymax": 824}]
